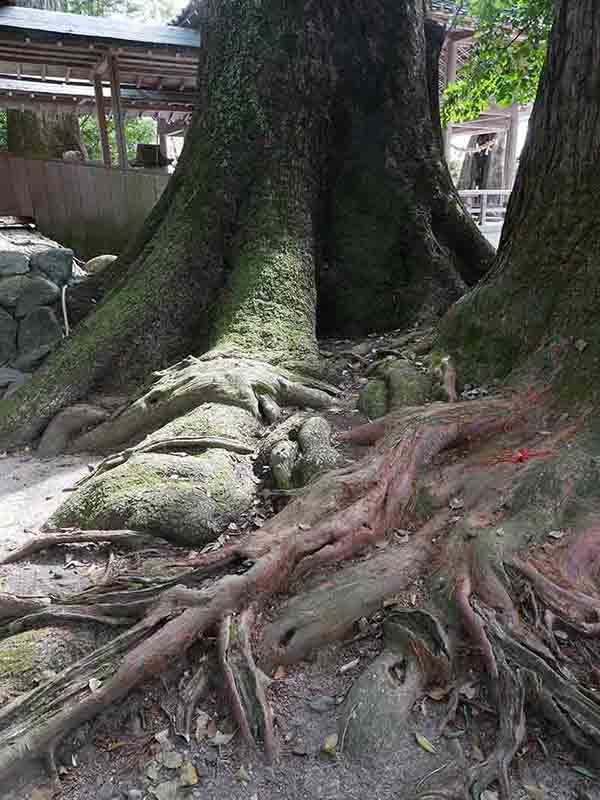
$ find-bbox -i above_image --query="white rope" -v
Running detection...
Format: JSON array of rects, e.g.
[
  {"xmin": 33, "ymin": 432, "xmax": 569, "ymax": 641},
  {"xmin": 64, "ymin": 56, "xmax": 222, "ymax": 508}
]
[{"xmin": 61, "ymin": 284, "xmax": 71, "ymax": 338}]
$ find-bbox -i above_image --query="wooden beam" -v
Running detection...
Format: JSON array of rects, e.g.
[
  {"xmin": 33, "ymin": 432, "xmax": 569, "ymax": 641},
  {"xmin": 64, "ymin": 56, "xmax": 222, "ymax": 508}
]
[
  {"xmin": 93, "ymin": 74, "xmax": 111, "ymax": 167},
  {"xmin": 109, "ymin": 53, "xmax": 127, "ymax": 170}
]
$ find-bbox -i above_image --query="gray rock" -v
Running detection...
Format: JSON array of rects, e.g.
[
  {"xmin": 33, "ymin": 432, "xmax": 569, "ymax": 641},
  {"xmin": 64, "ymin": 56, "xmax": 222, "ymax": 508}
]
[
  {"xmin": 17, "ymin": 307, "xmax": 62, "ymax": 368},
  {"xmin": 0, "ymin": 275, "xmax": 29, "ymax": 309},
  {"xmin": 0, "ymin": 366, "xmax": 27, "ymax": 399},
  {"xmin": 11, "ymin": 275, "xmax": 60, "ymax": 318},
  {"xmin": 12, "ymin": 345, "xmax": 53, "ymax": 371},
  {"xmin": 84, "ymin": 254, "xmax": 118, "ymax": 275},
  {"xmin": 385, "ymin": 360, "xmax": 432, "ymax": 408},
  {"xmin": 0, "ymin": 251, "xmax": 29, "ymax": 277},
  {"xmin": 0, "ymin": 308, "xmax": 17, "ymax": 366},
  {"xmin": 30, "ymin": 248, "xmax": 73, "ymax": 286},
  {"xmin": 0, "ymin": 366, "xmax": 25, "ymax": 388}
]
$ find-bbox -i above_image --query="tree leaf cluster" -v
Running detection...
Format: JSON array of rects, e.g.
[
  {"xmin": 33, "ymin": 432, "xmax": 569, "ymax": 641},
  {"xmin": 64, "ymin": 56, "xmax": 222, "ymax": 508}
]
[{"xmin": 441, "ymin": 0, "xmax": 553, "ymax": 124}]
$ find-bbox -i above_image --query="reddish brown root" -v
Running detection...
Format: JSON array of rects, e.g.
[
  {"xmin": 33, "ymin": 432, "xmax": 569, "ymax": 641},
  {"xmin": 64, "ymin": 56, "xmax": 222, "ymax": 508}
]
[
  {"xmin": 0, "ymin": 394, "xmax": 535, "ymax": 784},
  {"xmin": 175, "ymin": 655, "xmax": 210, "ymax": 741},
  {"xmin": 219, "ymin": 606, "xmax": 276, "ymax": 761},
  {"xmin": 1, "ymin": 529, "xmax": 164, "ymax": 565}
]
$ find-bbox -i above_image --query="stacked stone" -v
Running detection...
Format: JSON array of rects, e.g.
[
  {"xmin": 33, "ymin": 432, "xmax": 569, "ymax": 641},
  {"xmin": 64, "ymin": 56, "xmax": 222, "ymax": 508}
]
[{"xmin": 0, "ymin": 244, "xmax": 73, "ymax": 398}]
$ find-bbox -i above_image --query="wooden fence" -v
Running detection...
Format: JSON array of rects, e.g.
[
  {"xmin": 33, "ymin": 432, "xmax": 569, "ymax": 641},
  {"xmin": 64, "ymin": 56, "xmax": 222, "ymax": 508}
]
[{"xmin": 0, "ymin": 154, "xmax": 170, "ymax": 259}]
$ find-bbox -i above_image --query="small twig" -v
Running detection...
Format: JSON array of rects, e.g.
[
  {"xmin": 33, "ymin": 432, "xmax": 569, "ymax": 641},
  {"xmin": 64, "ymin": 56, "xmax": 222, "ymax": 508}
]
[
  {"xmin": 339, "ymin": 701, "xmax": 359, "ymax": 754},
  {"xmin": 415, "ymin": 761, "xmax": 453, "ymax": 792}
]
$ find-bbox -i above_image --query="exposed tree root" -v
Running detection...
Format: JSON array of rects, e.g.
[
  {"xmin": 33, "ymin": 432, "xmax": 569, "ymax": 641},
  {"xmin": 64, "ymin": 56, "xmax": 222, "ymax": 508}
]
[
  {"xmin": 4, "ymin": 390, "xmax": 600, "ymax": 799},
  {"xmin": 175, "ymin": 655, "xmax": 210, "ymax": 742},
  {"xmin": 66, "ymin": 357, "xmax": 337, "ymax": 455},
  {"xmin": 219, "ymin": 606, "xmax": 276, "ymax": 761},
  {"xmin": 0, "ymin": 395, "xmax": 526, "ymax": 785},
  {"xmin": 71, "ymin": 436, "xmax": 256, "ymax": 491},
  {"xmin": 1, "ymin": 529, "xmax": 164, "ymax": 565}
]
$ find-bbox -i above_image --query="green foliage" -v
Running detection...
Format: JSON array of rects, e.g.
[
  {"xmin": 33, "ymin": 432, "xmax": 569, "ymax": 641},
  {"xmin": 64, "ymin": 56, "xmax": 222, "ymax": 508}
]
[
  {"xmin": 442, "ymin": 0, "xmax": 553, "ymax": 124},
  {"xmin": 22, "ymin": 0, "xmax": 182, "ymax": 22},
  {"xmin": 79, "ymin": 115, "xmax": 157, "ymax": 164}
]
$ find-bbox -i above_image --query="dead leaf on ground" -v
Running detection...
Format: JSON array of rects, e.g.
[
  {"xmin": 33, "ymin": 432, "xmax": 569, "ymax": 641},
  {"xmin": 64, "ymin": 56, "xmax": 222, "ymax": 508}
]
[
  {"xmin": 322, "ymin": 733, "xmax": 338, "ymax": 754},
  {"xmin": 88, "ymin": 678, "xmax": 102, "ymax": 693},
  {"xmin": 427, "ymin": 685, "xmax": 452, "ymax": 701},
  {"xmin": 180, "ymin": 761, "xmax": 199, "ymax": 786},
  {"xmin": 235, "ymin": 765, "xmax": 251, "ymax": 783},
  {"xmin": 523, "ymin": 784, "xmax": 545, "ymax": 800},
  {"xmin": 415, "ymin": 733, "xmax": 437, "ymax": 754},
  {"xmin": 195, "ymin": 710, "xmax": 211, "ymax": 742},
  {"xmin": 209, "ymin": 729, "xmax": 236, "ymax": 747}
]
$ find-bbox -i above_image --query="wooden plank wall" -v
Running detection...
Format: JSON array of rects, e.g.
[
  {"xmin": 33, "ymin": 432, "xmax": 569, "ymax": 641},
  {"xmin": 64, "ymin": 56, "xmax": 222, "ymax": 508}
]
[{"xmin": 0, "ymin": 154, "xmax": 170, "ymax": 260}]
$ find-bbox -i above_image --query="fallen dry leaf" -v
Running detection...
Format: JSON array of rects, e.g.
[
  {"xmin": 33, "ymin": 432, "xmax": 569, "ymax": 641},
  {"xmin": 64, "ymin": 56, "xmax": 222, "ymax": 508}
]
[
  {"xmin": 523, "ymin": 784, "xmax": 545, "ymax": 800},
  {"xmin": 415, "ymin": 733, "xmax": 437, "ymax": 754},
  {"xmin": 209, "ymin": 729, "xmax": 236, "ymax": 747},
  {"xmin": 427, "ymin": 686, "xmax": 452, "ymax": 701}
]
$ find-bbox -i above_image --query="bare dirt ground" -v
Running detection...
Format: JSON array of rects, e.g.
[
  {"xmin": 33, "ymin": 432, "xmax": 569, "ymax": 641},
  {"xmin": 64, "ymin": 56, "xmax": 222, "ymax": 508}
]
[{"xmin": 0, "ymin": 335, "xmax": 598, "ymax": 800}]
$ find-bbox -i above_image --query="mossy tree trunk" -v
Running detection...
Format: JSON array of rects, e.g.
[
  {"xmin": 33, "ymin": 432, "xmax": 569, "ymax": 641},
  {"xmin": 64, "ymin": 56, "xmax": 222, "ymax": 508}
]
[
  {"xmin": 441, "ymin": 0, "xmax": 600, "ymax": 398},
  {"xmin": 6, "ymin": 109, "xmax": 88, "ymax": 160},
  {"xmin": 0, "ymin": 0, "xmax": 491, "ymax": 449}
]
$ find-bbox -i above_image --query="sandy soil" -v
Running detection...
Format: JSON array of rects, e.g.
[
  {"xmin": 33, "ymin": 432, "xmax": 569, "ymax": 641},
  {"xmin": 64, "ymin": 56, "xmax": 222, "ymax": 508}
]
[{"xmin": 0, "ymin": 452, "xmax": 94, "ymax": 553}]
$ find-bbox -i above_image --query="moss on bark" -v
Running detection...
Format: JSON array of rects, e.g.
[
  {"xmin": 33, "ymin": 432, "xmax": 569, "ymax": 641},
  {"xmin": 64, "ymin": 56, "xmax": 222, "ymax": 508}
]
[
  {"xmin": 438, "ymin": 0, "xmax": 600, "ymax": 401},
  {"xmin": 0, "ymin": 0, "xmax": 491, "ymax": 449}
]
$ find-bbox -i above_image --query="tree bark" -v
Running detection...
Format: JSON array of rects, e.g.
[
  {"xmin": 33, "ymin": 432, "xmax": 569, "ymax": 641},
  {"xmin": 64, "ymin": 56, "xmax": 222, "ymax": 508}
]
[
  {"xmin": 7, "ymin": 109, "xmax": 87, "ymax": 160},
  {"xmin": 0, "ymin": 0, "xmax": 491, "ymax": 449},
  {"xmin": 440, "ymin": 0, "xmax": 600, "ymax": 397}
]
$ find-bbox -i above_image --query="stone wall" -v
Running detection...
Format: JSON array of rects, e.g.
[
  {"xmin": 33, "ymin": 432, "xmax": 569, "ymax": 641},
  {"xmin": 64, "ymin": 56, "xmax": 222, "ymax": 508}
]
[{"xmin": 0, "ymin": 232, "xmax": 73, "ymax": 400}]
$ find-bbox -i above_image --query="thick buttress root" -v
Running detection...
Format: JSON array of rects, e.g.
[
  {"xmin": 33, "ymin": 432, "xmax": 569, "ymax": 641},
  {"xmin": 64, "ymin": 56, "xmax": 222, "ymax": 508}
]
[
  {"xmin": 66, "ymin": 356, "xmax": 337, "ymax": 454},
  {"xmin": 0, "ymin": 393, "xmax": 549, "ymax": 786}
]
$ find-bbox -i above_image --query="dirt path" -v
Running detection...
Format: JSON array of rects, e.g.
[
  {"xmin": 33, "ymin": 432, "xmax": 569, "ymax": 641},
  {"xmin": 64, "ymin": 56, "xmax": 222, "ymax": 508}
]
[{"xmin": 0, "ymin": 452, "xmax": 94, "ymax": 554}]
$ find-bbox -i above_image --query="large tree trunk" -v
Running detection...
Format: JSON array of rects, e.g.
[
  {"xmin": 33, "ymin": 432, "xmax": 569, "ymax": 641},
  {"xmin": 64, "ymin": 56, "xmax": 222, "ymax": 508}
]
[
  {"xmin": 0, "ymin": 0, "xmax": 491, "ymax": 449},
  {"xmin": 440, "ymin": 0, "xmax": 600, "ymax": 395},
  {"xmin": 6, "ymin": 109, "xmax": 87, "ymax": 160}
]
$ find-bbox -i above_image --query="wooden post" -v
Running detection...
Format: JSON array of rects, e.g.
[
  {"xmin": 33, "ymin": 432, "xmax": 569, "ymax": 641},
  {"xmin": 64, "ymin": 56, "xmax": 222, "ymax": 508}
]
[
  {"xmin": 93, "ymin": 75, "xmax": 111, "ymax": 167},
  {"xmin": 480, "ymin": 192, "xmax": 488, "ymax": 228},
  {"xmin": 503, "ymin": 103, "xmax": 520, "ymax": 188},
  {"xmin": 157, "ymin": 117, "xmax": 169, "ymax": 159},
  {"xmin": 443, "ymin": 38, "xmax": 457, "ymax": 161},
  {"xmin": 108, "ymin": 54, "xmax": 127, "ymax": 170}
]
